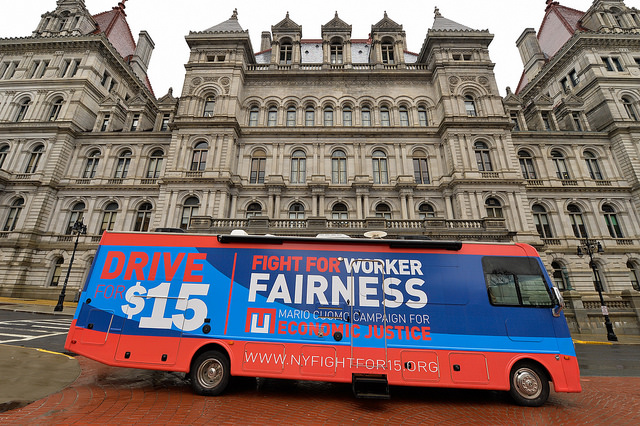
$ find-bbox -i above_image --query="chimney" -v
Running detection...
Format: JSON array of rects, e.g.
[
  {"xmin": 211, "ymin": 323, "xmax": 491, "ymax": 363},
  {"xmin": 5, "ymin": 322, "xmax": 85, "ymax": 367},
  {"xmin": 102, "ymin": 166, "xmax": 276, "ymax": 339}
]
[
  {"xmin": 260, "ymin": 31, "xmax": 272, "ymax": 52},
  {"xmin": 516, "ymin": 28, "xmax": 547, "ymax": 82},
  {"xmin": 130, "ymin": 31, "xmax": 155, "ymax": 83}
]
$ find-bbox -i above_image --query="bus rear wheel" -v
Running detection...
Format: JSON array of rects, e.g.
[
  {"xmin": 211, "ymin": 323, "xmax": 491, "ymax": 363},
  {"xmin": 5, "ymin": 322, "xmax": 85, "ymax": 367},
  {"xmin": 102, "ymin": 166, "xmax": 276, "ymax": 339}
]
[
  {"xmin": 190, "ymin": 350, "xmax": 230, "ymax": 396},
  {"xmin": 509, "ymin": 362, "xmax": 549, "ymax": 407}
]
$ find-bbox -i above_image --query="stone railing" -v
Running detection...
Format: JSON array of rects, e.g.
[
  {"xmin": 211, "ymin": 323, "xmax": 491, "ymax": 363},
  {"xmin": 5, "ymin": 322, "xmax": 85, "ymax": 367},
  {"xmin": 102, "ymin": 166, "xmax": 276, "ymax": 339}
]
[{"xmin": 562, "ymin": 290, "xmax": 640, "ymax": 335}]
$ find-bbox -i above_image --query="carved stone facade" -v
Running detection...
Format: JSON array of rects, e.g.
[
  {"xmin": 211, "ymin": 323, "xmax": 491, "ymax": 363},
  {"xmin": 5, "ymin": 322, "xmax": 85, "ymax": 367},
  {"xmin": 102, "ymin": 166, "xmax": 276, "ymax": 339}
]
[{"xmin": 1, "ymin": 1, "xmax": 640, "ymax": 334}]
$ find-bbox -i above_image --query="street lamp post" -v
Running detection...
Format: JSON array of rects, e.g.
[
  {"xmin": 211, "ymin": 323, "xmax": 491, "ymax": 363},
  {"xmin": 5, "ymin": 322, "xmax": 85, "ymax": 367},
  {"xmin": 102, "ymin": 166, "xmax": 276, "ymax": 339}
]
[
  {"xmin": 577, "ymin": 239, "xmax": 618, "ymax": 342},
  {"xmin": 54, "ymin": 219, "xmax": 87, "ymax": 312}
]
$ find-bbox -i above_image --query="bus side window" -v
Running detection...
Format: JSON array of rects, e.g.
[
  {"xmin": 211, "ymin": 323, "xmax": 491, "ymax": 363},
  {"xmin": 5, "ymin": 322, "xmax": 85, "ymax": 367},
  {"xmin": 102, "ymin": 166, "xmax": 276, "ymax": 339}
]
[
  {"xmin": 486, "ymin": 273, "xmax": 519, "ymax": 305},
  {"xmin": 483, "ymin": 256, "xmax": 553, "ymax": 308}
]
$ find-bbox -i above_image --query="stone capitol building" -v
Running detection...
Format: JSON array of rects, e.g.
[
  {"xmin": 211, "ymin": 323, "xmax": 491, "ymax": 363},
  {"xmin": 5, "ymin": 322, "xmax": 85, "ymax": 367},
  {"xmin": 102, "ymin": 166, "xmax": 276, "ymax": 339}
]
[{"xmin": 1, "ymin": 0, "xmax": 640, "ymax": 335}]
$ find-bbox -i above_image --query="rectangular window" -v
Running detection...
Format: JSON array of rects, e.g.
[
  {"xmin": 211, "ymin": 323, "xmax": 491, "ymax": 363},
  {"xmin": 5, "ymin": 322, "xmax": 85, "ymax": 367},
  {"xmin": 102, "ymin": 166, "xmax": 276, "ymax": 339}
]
[
  {"xmin": 59, "ymin": 60, "xmax": 70, "ymax": 78},
  {"xmin": 36, "ymin": 60, "xmax": 49, "ymax": 78},
  {"xmin": 569, "ymin": 69, "xmax": 579, "ymax": 86},
  {"xmin": 572, "ymin": 113, "xmax": 582, "ymax": 131},
  {"xmin": 6, "ymin": 62, "xmax": 18, "ymax": 79},
  {"xmin": 160, "ymin": 114, "xmax": 170, "ymax": 131},
  {"xmin": 130, "ymin": 114, "xmax": 140, "ymax": 131},
  {"xmin": 511, "ymin": 113, "xmax": 520, "ymax": 131},
  {"xmin": 541, "ymin": 112, "xmax": 551, "ymax": 131},
  {"xmin": 612, "ymin": 57, "xmax": 624, "ymax": 72},
  {"xmin": 100, "ymin": 115, "xmax": 110, "ymax": 132},
  {"xmin": 484, "ymin": 257, "xmax": 553, "ymax": 307},
  {"xmin": 68, "ymin": 60, "xmax": 79, "ymax": 77},
  {"xmin": 27, "ymin": 61, "xmax": 39, "ymax": 79},
  {"xmin": 560, "ymin": 77, "xmax": 569, "ymax": 92},
  {"xmin": 101, "ymin": 71, "xmax": 110, "ymax": 86},
  {"xmin": 343, "ymin": 110, "xmax": 352, "ymax": 126},
  {"xmin": 418, "ymin": 110, "xmax": 428, "ymax": 127}
]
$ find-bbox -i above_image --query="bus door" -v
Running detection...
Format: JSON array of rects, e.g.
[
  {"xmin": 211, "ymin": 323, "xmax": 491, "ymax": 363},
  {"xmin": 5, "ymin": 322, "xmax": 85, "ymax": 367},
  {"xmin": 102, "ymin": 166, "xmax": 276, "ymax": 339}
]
[
  {"xmin": 115, "ymin": 283, "xmax": 182, "ymax": 366},
  {"xmin": 349, "ymin": 259, "xmax": 388, "ymax": 371}
]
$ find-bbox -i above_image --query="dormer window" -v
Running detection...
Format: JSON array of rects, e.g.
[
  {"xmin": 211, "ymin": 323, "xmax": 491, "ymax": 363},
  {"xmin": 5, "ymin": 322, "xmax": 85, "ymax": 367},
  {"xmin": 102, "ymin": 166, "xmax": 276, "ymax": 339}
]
[
  {"xmin": 330, "ymin": 41, "xmax": 343, "ymax": 64},
  {"xmin": 381, "ymin": 41, "xmax": 394, "ymax": 64},
  {"xmin": 280, "ymin": 40, "xmax": 293, "ymax": 65}
]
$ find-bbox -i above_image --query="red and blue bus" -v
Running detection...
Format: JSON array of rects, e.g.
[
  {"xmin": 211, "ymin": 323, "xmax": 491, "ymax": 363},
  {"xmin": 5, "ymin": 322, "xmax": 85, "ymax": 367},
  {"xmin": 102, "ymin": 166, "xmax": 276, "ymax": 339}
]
[{"xmin": 65, "ymin": 231, "xmax": 581, "ymax": 406}]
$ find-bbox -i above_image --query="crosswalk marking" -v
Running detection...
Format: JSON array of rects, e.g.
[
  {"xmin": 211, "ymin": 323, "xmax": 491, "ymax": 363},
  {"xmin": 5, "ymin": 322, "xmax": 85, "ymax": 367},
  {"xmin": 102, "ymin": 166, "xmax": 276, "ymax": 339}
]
[{"xmin": 0, "ymin": 318, "xmax": 72, "ymax": 344}]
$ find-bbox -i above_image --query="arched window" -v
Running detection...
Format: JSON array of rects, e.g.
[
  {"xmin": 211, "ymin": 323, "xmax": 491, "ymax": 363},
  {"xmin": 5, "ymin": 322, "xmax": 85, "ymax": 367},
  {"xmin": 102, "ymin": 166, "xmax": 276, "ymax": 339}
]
[
  {"xmin": 622, "ymin": 97, "xmax": 638, "ymax": 121},
  {"xmin": 532, "ymin": 204, "xmax": 553, "ymax": 238},
  {"xmin": 191, "ymin": 142, "xmax": 208, "ymax": 171},
  {"xmin": 249, "ymin": 105, "xmax": 259, "ymax": 126},
  {"xmin": 15, "ymin": 98, "xmax": 31, "ymax": 122},
  {"xmin": 66, "ymin": 201, "xmax": 85, "ymax": 234},
  {"xmin": 25, "ymin": 145, "xmax": 44, "ymax": 174},
  {"xmin": 180, "ymin": 197, "xmax": 200, "ymax": 230},
  {"xmin": 146, "ymin": 149, "xmax": 164, "ymax": 179},
  {"xmin": 290, "ymin": 150, "xmax": 306, "ymax": 184},
  {"xmin": 48, "ymin": 98, "xmax": 63, "ymax": 121},
  {"xmin": 399, "ymin": 106, "xmax": 409, "ymax": 126},
  {"xmin": 100, "ymin": 202, "xmax": 119, "ymax": 234},
  {"xmin": 267, "ymin": 105, "xmax": 277, "ymax": 126},
  {"xmin": 372, "ymin": 150, "xmax": 388, "ymax": 184},
  {"xmin": 83, "ymin": 150, "xmax": 100, "ymax": 178},
  {"xmin": 286, "ymin": 105, "xmax": 296, "ymax": 127},
  {"xmin": 551, "ymin": 261, "xmax": 568, "ymax": 291},
  {"xmin": 418, "ymin": 203, "xmax": 435, "ymax": 219},
  {"xmin": 324, "ymin": 106, "xmax": 334, "ymax": 126},
  {"xmin": 332, "ymin": 203, "xmax": 348, "ymax": 220},
  {"xmin": 0, "ymin": 145, "xmax": 8, "ymax": 170},
  {"xmin": 418, "ymin": 106, "xmax": 428, "ymax": 127},
  {"xmin": 584, "ymin": 151, "xmax": 603, "ymax": 180},
  {"xmin": 289, "ymin": 202, "xmax": 305, "ymax": 219},
  {"xmin": 381, "ymin": 40, "xmax": 394, "ymax": 64},
  {"xmin": 134, "ymin": 202, "xmax": 153, "ymax": 232},
  {"xmin": 485, "ymin": 197, "xmax": 503, "ymax": 218},
  {"xmin": 250, "ymin": 149, "xmax": 266, "ymax": 184},
  {"xmin": 518, "ymin": 150, "xmax": 537, "ymax": 179},
  {"xmin": 114, "ymin": 149, "xmax": 132, "ymax": 178},
  {"xmin": 49, "ymin": 257, "xmax": 64, "ymax": 287},
  {"xmin": 413, "ymin": 151, "xmax": 430, "ymax": 184},
  {"xmin": 280, "ymin": 40, "xmax": 293, "ymax": 64},
  {"xmin": 375, "ymin": 203, "xmax": 392, "ymax": 219},
  {"xmin": 551, "ymin": 150, "xmax": 570, "ymax": 180},
  {"xmin": 380, "ymin": 106, "xmax": 391, "ymax": 126},
  {"xmin": 474, "ymin": 141, "xmax": 492, "ymax": 172},
  {"xmin": 332, "ymin": 150, "xmax": 347, "ymax": 184},
  {"xmin": 568, "ymin": 204, "xmax": 587, "ymax": 238},
  {"xmin": 603, "ymin": 204, "xmax": 623, "ymax": 238},
  {"xmin": 342, "ymin": 105, "xmax": 352, "ymax": 126},
  {"xmin": 464, "ymin": 95, "xmax": 477, "ymax": 117},
  {"xmin": 3, "ymin": 198, "xmax": 24, "ymax": 231},
  {"xmin": 330, "ymin": 40, "xmax": 343, "ymax": 64},
  {"xmin": 305, "ymin": 105, "xmax": 315, "ymax": 126},
  {"xmin": 627, "ymin": 260, "xmax": 640, "ymax": 291},
  {"xmin": 361, "ymin": 105, "xmax": 371, "ymax": 127},
  {"xmin": 246, "ymin": 202, "xmax": 262, "ymax": 218},
  {"xmin": 203, "ymin": 96, "xmax": 215, "ymax": 117}
]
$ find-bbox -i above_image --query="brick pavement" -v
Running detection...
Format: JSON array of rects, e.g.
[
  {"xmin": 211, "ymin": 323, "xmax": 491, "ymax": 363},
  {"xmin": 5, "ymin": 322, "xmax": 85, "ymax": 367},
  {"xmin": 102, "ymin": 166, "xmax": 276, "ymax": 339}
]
[{"xmin": 1, "ymin": 356, "xmax": 639, "ymax": 425}]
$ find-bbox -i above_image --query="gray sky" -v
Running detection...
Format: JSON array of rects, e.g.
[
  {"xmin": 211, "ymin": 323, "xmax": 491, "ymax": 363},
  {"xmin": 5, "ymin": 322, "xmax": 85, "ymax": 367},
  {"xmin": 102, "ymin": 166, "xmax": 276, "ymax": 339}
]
[{"xmin": 2, "ymin": 0, "xmax": 596, "ymax": 97}]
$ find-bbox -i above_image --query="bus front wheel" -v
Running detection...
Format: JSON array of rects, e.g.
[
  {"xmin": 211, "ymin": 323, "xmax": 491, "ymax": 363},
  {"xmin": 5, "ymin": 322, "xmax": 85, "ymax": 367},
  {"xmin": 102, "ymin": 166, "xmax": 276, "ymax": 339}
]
[
  {"xmin": 190, "ymin": 350, "xmax": 230, "ymax": 396},
  {"xmin": 509, "ymin": 362, "xmax": 549, "ymax": 407}
]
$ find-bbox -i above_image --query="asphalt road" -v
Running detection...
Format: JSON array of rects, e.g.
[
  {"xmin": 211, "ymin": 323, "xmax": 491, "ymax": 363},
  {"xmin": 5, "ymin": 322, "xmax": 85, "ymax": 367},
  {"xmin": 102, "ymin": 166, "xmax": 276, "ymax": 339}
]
[{"xmin": 1, "ymin": 310, "xmax": 638, "ymax": 377}]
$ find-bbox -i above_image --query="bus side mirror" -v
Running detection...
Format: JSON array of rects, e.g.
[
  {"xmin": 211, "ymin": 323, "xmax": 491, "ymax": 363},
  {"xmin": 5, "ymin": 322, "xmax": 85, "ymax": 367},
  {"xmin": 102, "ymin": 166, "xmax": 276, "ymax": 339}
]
[{"xmin": 552, "ymin": 287, "xmax": 564, "ymax": 317}]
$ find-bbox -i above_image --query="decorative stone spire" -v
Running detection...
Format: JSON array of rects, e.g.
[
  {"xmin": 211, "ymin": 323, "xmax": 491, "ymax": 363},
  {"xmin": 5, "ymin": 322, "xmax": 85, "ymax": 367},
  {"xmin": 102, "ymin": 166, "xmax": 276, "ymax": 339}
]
[
  {"xmin": 114, "ymin": 0, "xmax": 127, "ymax": 16},
  {"xmin": 434, "ymin": 7, "xmax": 442, "ymax": 18},
  {"xmin": 231, "ymin": 8, "xmax": 238, "ymax": 20}
]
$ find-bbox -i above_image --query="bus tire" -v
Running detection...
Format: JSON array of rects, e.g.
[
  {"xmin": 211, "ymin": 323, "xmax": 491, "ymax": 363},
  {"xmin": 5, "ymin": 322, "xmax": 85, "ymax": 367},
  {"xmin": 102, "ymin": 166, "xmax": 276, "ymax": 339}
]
[
  {"xmin": 190, "ymin": 350, "xmax": 230, "ymax": 396},
  {"xmin": 509, "ymin": 362, "xmax": 549, "ymax": 407}
]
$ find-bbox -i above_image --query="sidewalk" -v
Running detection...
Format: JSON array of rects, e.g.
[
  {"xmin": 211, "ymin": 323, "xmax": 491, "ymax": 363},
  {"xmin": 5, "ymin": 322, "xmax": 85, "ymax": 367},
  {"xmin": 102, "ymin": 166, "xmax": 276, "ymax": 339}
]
[{"xmin": 0, "ymin": 296, "xmax": 77, "ymax": 316}]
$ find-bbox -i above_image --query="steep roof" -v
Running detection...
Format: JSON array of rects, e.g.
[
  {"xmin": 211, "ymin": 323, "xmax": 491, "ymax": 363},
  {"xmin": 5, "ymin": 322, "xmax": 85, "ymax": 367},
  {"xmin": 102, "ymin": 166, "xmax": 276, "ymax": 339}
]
[
  {"xmin": 205, "ymin": 9, "xmax": 246, "ymax": 33},
  {"xmin": 91, "ymin": 1, "xmax": 153, "ymax": 94},
  {"xmin": 515, "ymin": 1, "xmax": 587, "ymax": 93},
  {"xmin": 431, "ymin": 7, "xmax": 474, "ymax": 31},
  {"xmin": 92, "ymin": 1, "xmax": 136, "ymax": 60}
]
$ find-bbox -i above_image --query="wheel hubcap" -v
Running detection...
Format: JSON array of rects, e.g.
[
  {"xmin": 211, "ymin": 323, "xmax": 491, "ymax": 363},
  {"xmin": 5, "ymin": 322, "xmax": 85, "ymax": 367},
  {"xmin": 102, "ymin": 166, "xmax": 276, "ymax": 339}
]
[
  {"xmin": 514, "ymin": 368, "xmax": 541, "ymax": 398},
  {"xmin": 198, "ymin": 359, "xmax": 223, "ymax": 389}
]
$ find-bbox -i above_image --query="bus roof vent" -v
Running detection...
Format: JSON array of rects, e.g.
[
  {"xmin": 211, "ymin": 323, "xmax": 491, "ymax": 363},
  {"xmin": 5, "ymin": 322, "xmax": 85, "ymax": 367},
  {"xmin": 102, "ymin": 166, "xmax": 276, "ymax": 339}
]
[
  {"xmin": 315, "ymin": 234, "xmax": 351, "ymax": 239},
  {"xmin": 230, "ymin": 229, "xmax": 248, "ymax": 236}
]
